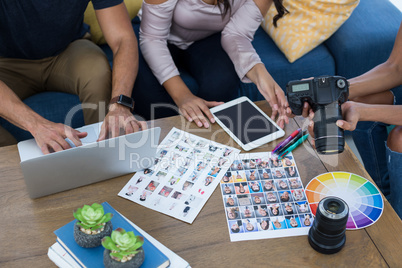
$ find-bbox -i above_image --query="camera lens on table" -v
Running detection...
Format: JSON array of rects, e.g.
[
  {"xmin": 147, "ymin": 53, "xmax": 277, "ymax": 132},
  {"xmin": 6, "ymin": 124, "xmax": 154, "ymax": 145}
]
[{"xmin": 308, "ymin": 196, "xmax": 349, "ymax": 254}]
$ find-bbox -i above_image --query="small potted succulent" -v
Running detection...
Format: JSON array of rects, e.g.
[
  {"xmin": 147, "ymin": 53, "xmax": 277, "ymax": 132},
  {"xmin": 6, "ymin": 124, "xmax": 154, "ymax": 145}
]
[
  {"xmin": 73, "ymin": 203, "xmax": 113, "ymax": 248},
  {"xmin": 102, "ymin": 228, "xmax": 145, "ymax": 268}
]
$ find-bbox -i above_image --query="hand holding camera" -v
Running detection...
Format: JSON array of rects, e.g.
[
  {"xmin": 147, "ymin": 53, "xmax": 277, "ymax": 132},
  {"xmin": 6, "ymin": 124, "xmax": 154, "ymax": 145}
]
[{"xmin": 286, "ymin": 76, "xmax": 349, "ymax": 154}]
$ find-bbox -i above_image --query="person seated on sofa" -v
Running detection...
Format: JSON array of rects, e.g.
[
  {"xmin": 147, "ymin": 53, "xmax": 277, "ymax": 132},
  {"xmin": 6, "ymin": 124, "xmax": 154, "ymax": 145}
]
[
  {"xmin": 307, "ymin": 22, "xmax": 402, "ymax": 218},
  {"xmin": 133, "ymin": 0, "xmax": 290, "ymax": 129},
  {"xmin": 0, "ymin": 0, "xmax": 146, "ymax": 154}
]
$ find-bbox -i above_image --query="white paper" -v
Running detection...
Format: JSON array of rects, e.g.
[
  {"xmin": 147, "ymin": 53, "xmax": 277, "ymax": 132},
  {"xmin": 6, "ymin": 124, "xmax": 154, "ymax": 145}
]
[
  {"xmin": 121, "ymin": 214, "xmax": 190, "ymax": 268},
  {"xmin": 119, "ymin": 127, "xmax": 240, "ymax": 223},
  {"xmin": 220, "ymin": 152, "xmax": 314, "ymax": 242},
  {"xmin": 48, "ymin": 242, "xmax": 81, "ymax": 268}
]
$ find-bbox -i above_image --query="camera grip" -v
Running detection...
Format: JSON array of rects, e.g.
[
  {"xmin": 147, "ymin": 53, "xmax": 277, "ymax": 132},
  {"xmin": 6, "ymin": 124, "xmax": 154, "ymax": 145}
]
[{"xmin": 288, "ymin": 96, "xmax": 304, "ymax": 115}]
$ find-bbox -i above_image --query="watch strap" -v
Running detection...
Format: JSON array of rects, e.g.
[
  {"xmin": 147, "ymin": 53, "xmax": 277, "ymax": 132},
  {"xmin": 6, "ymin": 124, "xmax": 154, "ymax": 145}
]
[{"xmin": 109, "ymin": 95, "xmax": 134, "ymax": 111}]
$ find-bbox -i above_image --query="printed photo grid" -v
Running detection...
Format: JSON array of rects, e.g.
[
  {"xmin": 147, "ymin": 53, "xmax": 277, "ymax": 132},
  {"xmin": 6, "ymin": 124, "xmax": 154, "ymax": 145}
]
[
  {"xmin": 220, "ymin": 152, "xmax": 314, "ymax": 242},
  {"xmin": 119, "ymin": 128, "xmax": 240, "ymax": 224}
]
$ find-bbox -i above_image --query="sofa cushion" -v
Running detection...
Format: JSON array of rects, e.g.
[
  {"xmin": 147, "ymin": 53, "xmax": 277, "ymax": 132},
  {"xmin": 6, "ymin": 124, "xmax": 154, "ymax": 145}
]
[
  {"xmin": 0, "ymin": 92, "xmax": 85, "ymax": 142},
  {"xmin": 262, "ymin": 0, "xmax": 359, "ymax": 63},
  {"xmin": 239, "ymin": 27, "xmax": 336, "ymax": 101},
  {"xmin": 84, "ymin": 0, "xmax": 142, "ymax": 45},
  {"xmin": 325, "ymin": 0, "xmax": 402, "ymax": 79}
]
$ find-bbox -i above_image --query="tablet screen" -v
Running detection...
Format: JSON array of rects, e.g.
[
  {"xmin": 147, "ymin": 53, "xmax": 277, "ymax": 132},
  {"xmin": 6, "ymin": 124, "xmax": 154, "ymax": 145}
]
[{"xmin": 213, "ymin": 100, "xmax": 279, "ymax": 145}]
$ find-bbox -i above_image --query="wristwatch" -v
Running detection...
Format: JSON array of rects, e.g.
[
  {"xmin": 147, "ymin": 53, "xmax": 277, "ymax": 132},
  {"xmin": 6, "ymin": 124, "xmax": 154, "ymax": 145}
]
[{"xmin": 109, "ymin": 95, "xmax": 134, "ymax": 111}]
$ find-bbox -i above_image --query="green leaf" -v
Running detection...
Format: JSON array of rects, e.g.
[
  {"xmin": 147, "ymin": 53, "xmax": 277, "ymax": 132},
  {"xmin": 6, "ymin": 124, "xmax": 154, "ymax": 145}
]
[
  {"xmin": 91, "ymin": 203, "xmax": 103, "ymax": 211},
  {"xmin": 98, "ymin": 215, "xmax": 107, "ymax": 224},
  {"xmin": 103, "ymin": 213, "xmax": 113, "ymax": 223},
  {"xmin": 74, "ymin": 213, "xmax": 84, "ymax": 223},
  {"xmin": 120, "ymin": 250, "xmax": 139, "ymax": 256},
  {"xmin": 77, "ymin": 222, "xmax": 92, "ymax": 229},
  {"xmin": 81, "ymin": 205, "xmax": 92, "ymax": 214},
  {"xmin": 116, "ymin": 232, "xmax": 136, "ymax": 251},
  {"xmin": 90, "ymin": 224, "xmax": 103, "ymax": 231},
  {"xmin": 108, "ymin": 243, "xmax": 119, "ymax": 251},
  {"xmin": 103, "ymin": 240, "xmax": 120, "ymax": 251},
  {"xmin": 132, "ymin": 240, "xmax": 144, "ymax": 250},
  {"xmin": 110, "ymin": 252, "xmax": 124, "ymax": 261},
  {"xmin": 136, "ymin": 236, "xmax": 144, "ymax": 244},
  {"xmin": 115, "ymin": 228, "xmax": 126, "ymax": 234},
  {"xmin": 73, "ymin": 208, "xmax": 83, "ymax": 221},
  {"xmin": 91, "ymin": 203, "xmax": 105, "ymax": 221},
  {"xmin": 111, "ymin": 230, "xmax": 121, "ymax": 243},
  {"xmin": 101, "ymin": 237, "xmax": 113, "ymax": 249}
]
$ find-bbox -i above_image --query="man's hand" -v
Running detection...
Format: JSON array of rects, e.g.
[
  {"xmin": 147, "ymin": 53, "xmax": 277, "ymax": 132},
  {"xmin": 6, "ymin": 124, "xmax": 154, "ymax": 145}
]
[
  {"xmin": 175, "ymin": 92, "xmax": 223, "ymax": 128},
  {"xmin": 31, "ymin": 120, "xmax": 87, "ymax": 155},
  {"xmin": 98, "ymin": 104, "xmax": 147, "ymax": 141}
]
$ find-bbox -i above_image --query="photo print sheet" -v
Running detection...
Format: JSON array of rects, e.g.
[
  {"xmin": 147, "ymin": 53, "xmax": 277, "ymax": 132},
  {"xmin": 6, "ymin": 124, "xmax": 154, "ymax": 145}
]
[
  {"xmin": 220, "ymin": 152, "xmax": 314, "ymax": 242},
  {"xmin": 119, "ymin": 127, "xmax": 240, "ymax": 223}
]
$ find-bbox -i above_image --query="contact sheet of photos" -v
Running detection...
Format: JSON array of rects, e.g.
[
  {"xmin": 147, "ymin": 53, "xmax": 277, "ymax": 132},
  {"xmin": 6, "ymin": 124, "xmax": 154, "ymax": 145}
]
[
  {"xmin": 220, "ymin": 152, "xmax": 314, "ymax": 242},
  {"xmin": 119, "ymin": 127, "xmax": 240, "ymax": 224}
]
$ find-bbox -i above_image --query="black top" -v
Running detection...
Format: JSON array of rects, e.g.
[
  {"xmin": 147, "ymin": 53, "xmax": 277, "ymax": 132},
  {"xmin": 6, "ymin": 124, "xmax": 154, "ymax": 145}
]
[{"xmin": 0, "ymin": 0, "xmax": 122, "ymax": 59}]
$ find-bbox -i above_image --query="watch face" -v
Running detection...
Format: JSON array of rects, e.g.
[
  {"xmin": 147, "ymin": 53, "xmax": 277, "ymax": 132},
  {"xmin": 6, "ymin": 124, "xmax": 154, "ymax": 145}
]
[{"xmin": 118, "ymin": 95, "xmax": 134, "ymax": 108}]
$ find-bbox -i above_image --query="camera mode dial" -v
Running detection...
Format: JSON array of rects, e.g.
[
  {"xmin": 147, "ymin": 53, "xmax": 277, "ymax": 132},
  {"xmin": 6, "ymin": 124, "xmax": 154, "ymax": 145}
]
[{"xmin": 336, "ymin": 79, "xmax": 346, "ymax": 89}]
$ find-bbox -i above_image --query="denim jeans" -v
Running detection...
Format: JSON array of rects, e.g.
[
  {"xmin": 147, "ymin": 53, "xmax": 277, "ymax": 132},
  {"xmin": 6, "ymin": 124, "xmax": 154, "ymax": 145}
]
[
  {"xmin": 386, "ymin": 144, "xmax": 402, "ymax": 218},
  {"xmin": 352, "ymin": 86, "xmax": 402, "ymax": 219}
]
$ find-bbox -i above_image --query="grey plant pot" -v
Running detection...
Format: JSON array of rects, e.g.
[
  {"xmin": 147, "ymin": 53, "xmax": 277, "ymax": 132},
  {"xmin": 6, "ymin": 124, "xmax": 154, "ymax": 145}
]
[
  {"xmin": 74, "ymin": 220, "xmax": 113, "ymax": 248},
  {"xmin": 103, "ymin": 248, "xmax": 145, "ymax": 268}
]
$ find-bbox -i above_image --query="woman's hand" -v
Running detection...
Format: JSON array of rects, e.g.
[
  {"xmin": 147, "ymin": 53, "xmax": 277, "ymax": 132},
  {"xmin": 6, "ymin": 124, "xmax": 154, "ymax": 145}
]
[
  {"xmin": 286, "ymin": 78, "xmax": 314, "ymax": 119},
  {"xmin": 247, "ymin": 64, "xmax": 289, "ymax": 128},
  {"xmin": 164, "ymin": 76, "xmax": 223, "ymax": 128},
  {"xmin": 335, "ymin": 101, "xmax": 362, "ymax": 131},
  {"xmin": 176, "ymin": 92, "xmax": 223, "ymax": 128},
  {"xmin": 261, "ymin": 78, "xmax": 289, "ymax": 128},
  {"xmin": 307, "ymin": 101, "xmax": 362, "ymax": 148}
]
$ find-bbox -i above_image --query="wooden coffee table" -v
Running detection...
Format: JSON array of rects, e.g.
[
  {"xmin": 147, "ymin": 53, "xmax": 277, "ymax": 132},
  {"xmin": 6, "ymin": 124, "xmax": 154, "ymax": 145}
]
[{"xmin": 0, "ymin": 101, "xmax": 401, "ymax": 267}]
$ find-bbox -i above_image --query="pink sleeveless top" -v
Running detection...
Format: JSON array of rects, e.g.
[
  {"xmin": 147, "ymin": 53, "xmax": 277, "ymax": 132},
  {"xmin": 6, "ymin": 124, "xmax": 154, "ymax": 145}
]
[{"xmin": 139, "ymin": 0, "xmax": 264, "ymax": 84}]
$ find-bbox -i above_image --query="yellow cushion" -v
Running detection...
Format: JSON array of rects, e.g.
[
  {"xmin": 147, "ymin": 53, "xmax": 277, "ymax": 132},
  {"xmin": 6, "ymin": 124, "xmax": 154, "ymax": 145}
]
[
  {"xmin": 261, "ymin": 0, "xmax": 359, "ymax": 63},
  {"xmin": 84, "ymin": 0, "xmax": 142, "ymax": 45}
]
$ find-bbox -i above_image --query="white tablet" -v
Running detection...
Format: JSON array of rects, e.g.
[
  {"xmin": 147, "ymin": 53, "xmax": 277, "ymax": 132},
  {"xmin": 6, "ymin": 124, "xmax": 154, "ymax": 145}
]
[{"xmin": 210, "ymin": 96, "xmax": 285, "ymax": 151}]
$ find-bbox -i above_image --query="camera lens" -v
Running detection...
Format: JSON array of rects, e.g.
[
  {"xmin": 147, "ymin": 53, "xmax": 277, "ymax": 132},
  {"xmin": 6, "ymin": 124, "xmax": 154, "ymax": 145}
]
[
  {"xmin": 313, "ymin": 102, "xmax": 345, "ymax": 154},
  {"xmin": 308, "ymin": 197, "xmax": 349, "ymax": 254}
]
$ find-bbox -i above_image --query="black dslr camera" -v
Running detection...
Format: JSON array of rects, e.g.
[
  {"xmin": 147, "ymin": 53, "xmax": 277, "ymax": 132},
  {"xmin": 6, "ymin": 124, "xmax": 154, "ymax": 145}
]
[{"xmin": 286, "ymin": 76, "xmax": 349, "ymax": 154}]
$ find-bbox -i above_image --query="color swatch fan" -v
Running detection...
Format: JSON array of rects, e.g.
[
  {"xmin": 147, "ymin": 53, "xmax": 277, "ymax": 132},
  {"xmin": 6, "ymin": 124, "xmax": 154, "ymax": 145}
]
[{"xmin": 305, "ymin": 172, "xmax": 383, "ymax": 229}]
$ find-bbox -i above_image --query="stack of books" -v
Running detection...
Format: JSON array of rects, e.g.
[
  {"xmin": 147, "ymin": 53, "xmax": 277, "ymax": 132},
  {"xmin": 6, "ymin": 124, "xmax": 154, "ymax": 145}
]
[{"xmin": 48, "ymin": 202, "xmax": 190, "ymax": 268}]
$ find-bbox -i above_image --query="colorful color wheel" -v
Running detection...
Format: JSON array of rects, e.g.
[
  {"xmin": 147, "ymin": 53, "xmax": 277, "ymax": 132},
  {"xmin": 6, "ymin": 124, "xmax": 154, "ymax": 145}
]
[{"xmin": 305, "ymin": 172, "xmax": 383, "ymax": 230}]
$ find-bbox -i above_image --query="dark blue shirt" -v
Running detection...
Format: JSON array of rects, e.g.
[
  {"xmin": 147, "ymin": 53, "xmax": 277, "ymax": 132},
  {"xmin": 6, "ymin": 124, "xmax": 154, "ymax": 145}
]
[{"xmin": 0, "ymin": 0, "xmax": 122, "ymax": 59}]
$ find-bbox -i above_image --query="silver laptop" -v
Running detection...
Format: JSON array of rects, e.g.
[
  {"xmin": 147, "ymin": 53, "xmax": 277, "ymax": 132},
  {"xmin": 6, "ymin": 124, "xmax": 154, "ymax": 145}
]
[{"xmin": 17, "ymin": 122, "xmax": 161, "ymax": 198}]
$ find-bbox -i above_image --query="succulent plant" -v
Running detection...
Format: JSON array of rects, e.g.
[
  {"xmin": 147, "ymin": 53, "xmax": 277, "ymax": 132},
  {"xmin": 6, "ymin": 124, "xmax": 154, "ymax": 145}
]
[
  {"xmin": 73, "ymin": 203, "xmax": 113, "ymax": 231},
  {"xmin": 102, "ymin": 228, "xmax": 144, "ymax": 262}
]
